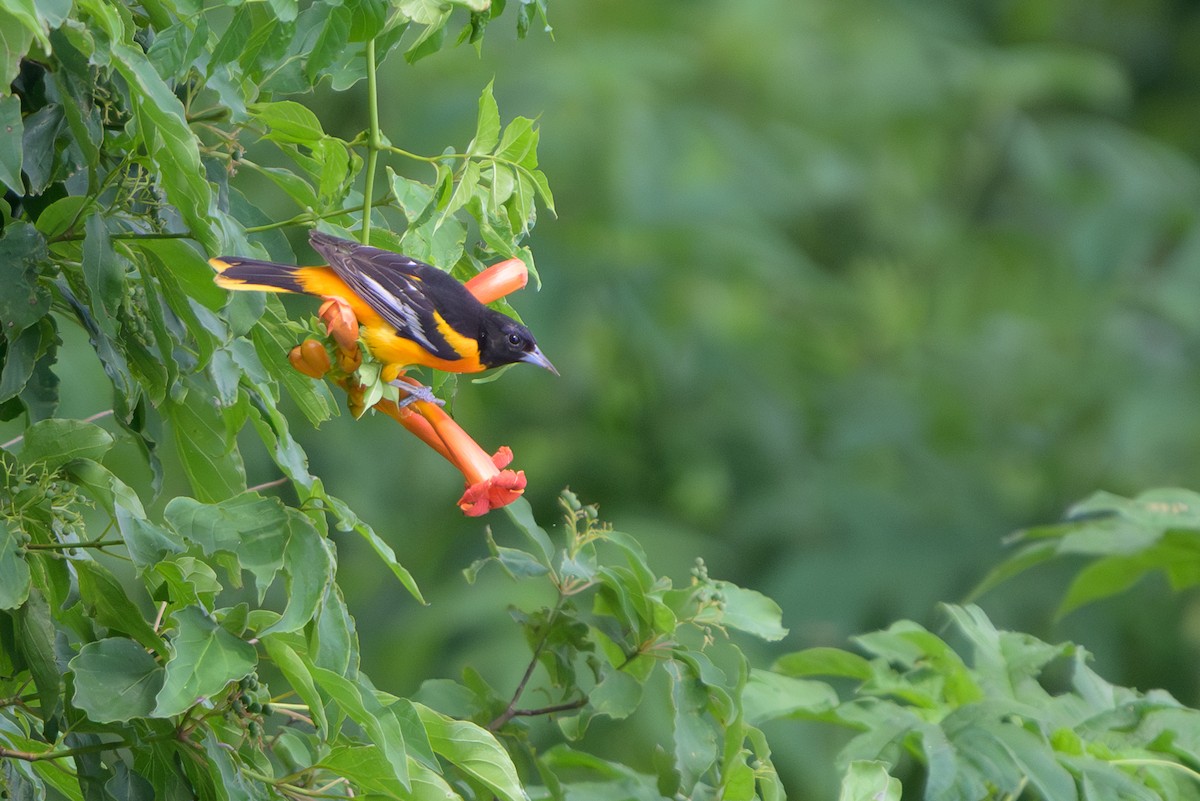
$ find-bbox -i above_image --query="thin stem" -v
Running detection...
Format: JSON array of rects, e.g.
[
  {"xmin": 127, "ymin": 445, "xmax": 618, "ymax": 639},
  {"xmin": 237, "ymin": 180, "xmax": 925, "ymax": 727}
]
[
  {"xmin": 1111, "ymin": 758, "xmax": 1200, "ymax": 784},
  {"xmin": 272, "ymin": 707, "xmax": 314, "ymax": 728},
  {"xmin": 361, "ymin": 37, "xmax": 381, "ymax": 244},
  {"xmin": 25, "ymin": 539, "xmax": 124, "ymax": 551},
  {"xmin": 153, "ymin": 601, "xmax": 168, "ymax": 632},
  {"xmin": 247, "ymin": 476, "xmax": 289, "ymax": 493},
  {"xmin": 509, "ymin": 698, "xmax": 587, "ymax": 718},
  {"xmin": 380, "ymin": 144, "xmax": 435, "ymax": 163},
  {"xmin": 242, "ymin": 768, "xmax": 355, "ymax": 800},
  {"xmin": 242, "ymin": 194, "xmax": 395, "ymax": 234},
  {"xmin": 488, "ymin": 596, "xmax": 567, "ymax": 731},
  {"xmin": 0, "ymin": 738, "xmax": 129, "ymax": 763}
]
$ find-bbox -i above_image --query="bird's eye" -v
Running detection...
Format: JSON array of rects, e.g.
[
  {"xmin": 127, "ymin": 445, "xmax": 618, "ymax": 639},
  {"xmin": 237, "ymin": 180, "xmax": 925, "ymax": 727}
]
[{"xmin": 507, "ymin": 332, "xmax": 524, "ymax": 347}]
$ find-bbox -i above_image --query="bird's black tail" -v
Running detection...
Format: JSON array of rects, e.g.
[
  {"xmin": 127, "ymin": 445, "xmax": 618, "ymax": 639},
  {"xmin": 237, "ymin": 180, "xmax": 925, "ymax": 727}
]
[{"xmin": 210, "ymin": 256, "xmax": 306, "ymax": 294}]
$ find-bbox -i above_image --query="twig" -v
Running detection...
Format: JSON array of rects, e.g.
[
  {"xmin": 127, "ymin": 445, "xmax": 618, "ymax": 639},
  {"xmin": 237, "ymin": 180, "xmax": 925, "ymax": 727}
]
[
  {"xmin": 25, "ymin": 539, "xmax": 124, "ymax": 551},
  {"xmin": 247, "ymin": 476, "xmax": 289, "ymax": 493},
  {"xmin": 0, "ymin": 739, "xmax": 126, "ymax": 763},
  {"xmin": 488, "ymin": 597, "xmax": 567, "ymax": 731},
  {"xmin": 508, "ymin": 698, "xmax": 587, "ymax": 718}
]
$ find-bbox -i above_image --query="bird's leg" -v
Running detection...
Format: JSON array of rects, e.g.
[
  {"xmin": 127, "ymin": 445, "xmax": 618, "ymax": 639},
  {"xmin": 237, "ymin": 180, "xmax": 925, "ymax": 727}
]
[{"xmin": 388, "ymin": 378, "xmax": 445, "ymax": 408}]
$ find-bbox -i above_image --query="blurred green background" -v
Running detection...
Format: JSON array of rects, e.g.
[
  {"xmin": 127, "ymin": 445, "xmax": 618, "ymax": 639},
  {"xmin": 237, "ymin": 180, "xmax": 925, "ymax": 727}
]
[{"xmin": 46, "ymin": 0, "xmax": 1200, "ymax": 794}]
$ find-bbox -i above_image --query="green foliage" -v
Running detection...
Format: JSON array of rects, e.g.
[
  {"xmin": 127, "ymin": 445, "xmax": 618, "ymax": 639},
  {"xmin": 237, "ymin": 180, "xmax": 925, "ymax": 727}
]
[
  {"xmin": 759, "ymin": 605, "xmax": 1200, "ymax": 800},
  {"xmin": 976, "ymin": 488, "xmax": 1200, "ymax": 619}
]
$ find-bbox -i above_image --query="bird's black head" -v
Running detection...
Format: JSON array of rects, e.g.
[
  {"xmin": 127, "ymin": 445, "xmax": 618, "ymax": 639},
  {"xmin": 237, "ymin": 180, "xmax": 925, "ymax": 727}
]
[{"xmin": 479, "ymin": 313, "xmax": 558, "ymax": 374}]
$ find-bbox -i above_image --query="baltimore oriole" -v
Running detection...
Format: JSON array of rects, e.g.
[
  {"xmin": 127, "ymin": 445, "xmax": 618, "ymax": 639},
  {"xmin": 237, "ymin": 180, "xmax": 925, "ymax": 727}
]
[{"xmin": 210, "ymin": 231, "xmax": 557, "ymax": 394}]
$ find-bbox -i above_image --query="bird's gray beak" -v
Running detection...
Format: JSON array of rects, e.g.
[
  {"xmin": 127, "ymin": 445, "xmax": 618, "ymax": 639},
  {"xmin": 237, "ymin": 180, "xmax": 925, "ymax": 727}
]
[{"xmin": 521, "ymin": 345, "xmax": 559, "ymax": 376}]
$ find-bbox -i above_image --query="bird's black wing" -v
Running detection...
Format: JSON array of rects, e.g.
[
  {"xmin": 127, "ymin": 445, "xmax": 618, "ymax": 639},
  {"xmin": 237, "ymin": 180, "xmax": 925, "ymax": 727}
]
[{"xmin": 309, "ymin": 231, "xmax": 466, "ymax": 362}]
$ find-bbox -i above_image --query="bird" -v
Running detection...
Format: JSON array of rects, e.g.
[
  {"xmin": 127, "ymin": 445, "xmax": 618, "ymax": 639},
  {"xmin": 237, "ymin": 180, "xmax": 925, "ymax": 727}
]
[{"xmin": 210, "ymin": 231, "xmax": 557, "ymax": 402}]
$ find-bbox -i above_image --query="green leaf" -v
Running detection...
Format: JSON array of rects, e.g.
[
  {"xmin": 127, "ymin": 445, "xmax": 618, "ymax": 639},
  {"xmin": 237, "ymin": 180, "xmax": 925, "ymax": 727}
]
[
  {"xmin": 415, "ymin": 702, "xmax": 528, "ymax": 801},
  {"xmin": 152, "ymin": 557, "xmax": 222, "ymax": 610},
  {"xmin": 20, "ymin": 104, "xmax": 63, "ymax": 194},
  {"xmin": 837, "ymin": 761, "xmax": 901, "ymax": 801},
  {"xmin": 497, "ymin": 116, "xmax": 536, "ymax": 165},
  {"xmin": 0, "ymin": 320, "xmax": 45, "ymax": 402},
  {"xmin": 400, "ymin": 1, "xmax": 451, "ymax": 62},
  {"xmin": 111, "ymin": 42, "xmax": 217, "ymax": 252},
  {"xmin": 0, "ymin": 520, "xmax": 31, "ymax": 610},
  {"xmin": 248, "ymin": 100, "xmax": 327, "ymax": 145},
  {"xmin": 529, "ymin": 168, "xmax": 555, "ymax": 214},
  {"xmin": 153, "ymin": 606, "xmax": 257, "ymax": 717},
  {"xmin": 746, "ymin": 727, "xmax": 785, "ymax": 801},
  {"xmin": 773, "ymin": 647, "xmax": 873, "ymax": 680},
  {"xmin": 0, "ymin": 222, "xmax": 50, "ymax": 334},
  {"xmin": 260, "ymin": 511, "xmax": 334, "ymax": 635},
  {"xmin": 165, "ymin": 494, "xmax": 289, "ymax": 592},
  {"xmin": 501, "ymin": 497, "xmax": 555, "ymax": 563},
  {"xmin": 0, "ymin": 12, "xmax": 35, "ymax": 88},
  {"xmin": 248, "ymin": 162, "xmax": 319, "ymax": 212},
  {"xmin": 319, "ymin": 746, "xmax": 409, "ymax": 798},
  {"xmin": 32, "ymin": 196, "xmax": 90, "ymax": 240},
  {"xmin": 312, "ymin": 667, "xmax": 410, "ymax": 788},
  {"xmin": 74, "ymin": 559, "xmax": 164, "ymax": 652},
  {"xmin": 314, "ymin": 137, "xmax": 353, "ymax": 203},
  {"xmin": 70, "ymin": 638, "xmax": 164, "ymax": 722},
  {"xmin": 163, "ymin": 389, "xmax": 246, "ymax": 502},
  {"xmin": 464, "ymin": 527, "xmax": 550, "ymax": 582},
  {"xmin": 17, "ymin": 326, "xmax": 59, "ymax": 422},
  {"xmin": 439, "ymin": 160, "xmax": 481, "ymax": 228},
  {"xmin": 305, "ymin": 3, "xmax": 351, "ymax": 81},
  {"xmin": 348, "ymin": 0, "xmax": 390, "ymax": 40},
  {"xmin": 984, "ymin": 724, "xmax": 1075, "ymax": 801},
  {"xmin": 1056, "ymin": 552, "xmax": 1159, "ymax": 619},
  {"xmin": 588, "ymin": 668, "xmax": 643, "ymax": 720},
  {"xmin": 2, "ymin": 0, "xmax": 52, "ymax": 51},
  {"xmin": 138, "ymin": 238, "xmax": 227, "ymax": 313},
  {"xmin": 261, "ymin": 634, "xmax": 328, "ymax": 735},
  {"xmin": 15, "ymin": 588, "xmax": 59, "ymax": 723},
  {"xmin": 249, "ymin": 306, "xmax": 336, "ymax": 427},
  {"xmin": 470, "ymin": 80, "xmax": 500, "ymax": 156},
  {"xmin": 708, "ymin": 583, "xmax": 788, "ymax": 641},
  {"xmin": 18, "ymin": 418, "xmax": 114, "ymax": 470},
  {"xmin": 82, "ymin": 213, "xmax": 125, "ymax": 339},
  {"xmin": 146, "ymin": 16, "xmax": 209, "ymax": 81},
  {"xmin": 0, "ymin": 94, "xmax": 23, "ymax": 192},
  {"xmin": 666, "ymin": 660, "xmax": 718, "ymax": 792},
  {"xmin": 312, "ymin": 582, "xmax": 358, "ymax": 675},
  {"xmin": 741, "ymin": 669, "xmax": 839, "ymax": 725}
]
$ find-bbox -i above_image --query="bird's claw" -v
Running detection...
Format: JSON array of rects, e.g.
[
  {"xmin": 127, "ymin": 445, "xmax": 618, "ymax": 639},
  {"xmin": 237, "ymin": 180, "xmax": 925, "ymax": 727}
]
[{"xmin": 389, "ymin": 379, "xmax": 445, "ymax": 408}]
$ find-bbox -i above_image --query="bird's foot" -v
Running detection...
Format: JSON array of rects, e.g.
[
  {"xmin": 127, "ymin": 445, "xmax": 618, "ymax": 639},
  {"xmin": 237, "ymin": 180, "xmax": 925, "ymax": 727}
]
[{"xmin": 389, "ymin": 379, "xmax": 445, "ymax": 408}]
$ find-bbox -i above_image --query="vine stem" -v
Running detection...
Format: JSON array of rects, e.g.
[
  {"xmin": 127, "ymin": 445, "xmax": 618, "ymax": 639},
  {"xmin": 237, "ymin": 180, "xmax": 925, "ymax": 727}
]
[
  {"xmin": 25, "ymin": 539, "xmax": 124, "ymax": 551},
  {"xmin": 0, "ymin": 738, "xmax": 130, "ymax": 763},
  {"xmin": 488, "ymin": 596, "xmax": 568, "ymax": 731},
  {"xmin": 1111, "ymin": 758, "xmax": 1200, "ymax": 783},
  {"xmin": 361, "ymin": 37, "xmax": 381, "ymax": 244}
]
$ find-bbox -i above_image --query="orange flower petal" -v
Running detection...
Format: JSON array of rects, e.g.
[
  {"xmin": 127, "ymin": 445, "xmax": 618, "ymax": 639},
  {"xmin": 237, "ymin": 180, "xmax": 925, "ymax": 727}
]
[
  {"xmin": 464, "ymin": 258, "xmax": 528, "ymax": 304},
  {"xmin": 288, "ymin": 339, "xmax": 331, "ymax": 378},
  {"xmin": 458, "ymin": 469, "xmax": 527, "ymax": 517},
  {"xmin": 374, "ymin": 398, "xmax": 456, "ymax": 464},
  {"xmin": 318, "ymin": 297, "xmax": 360, "ymax": 354}
]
